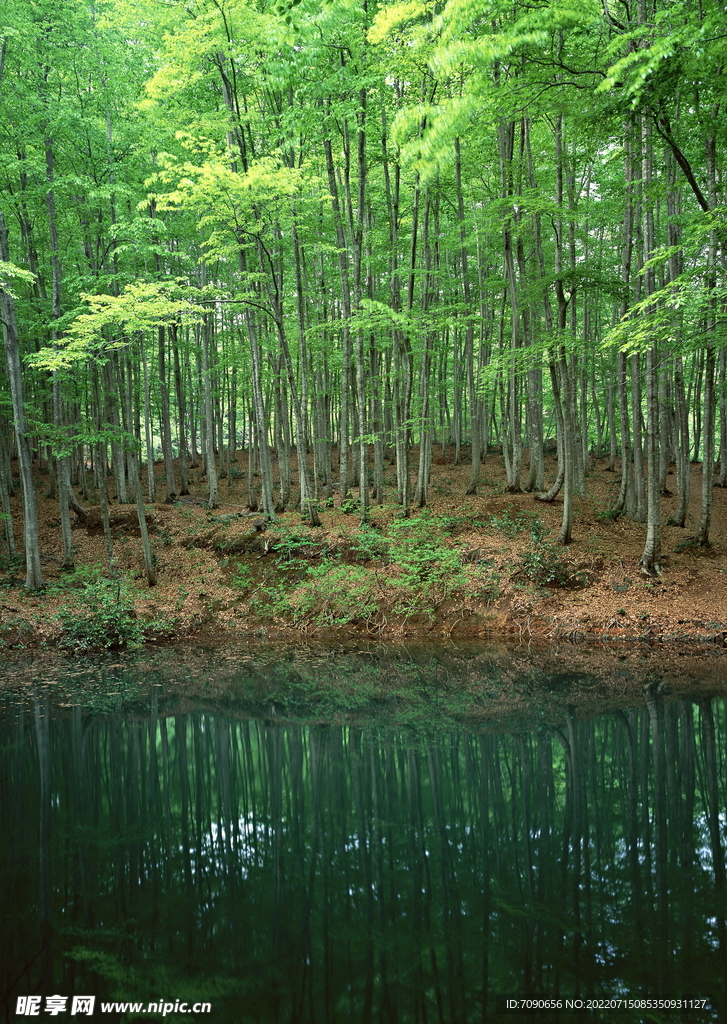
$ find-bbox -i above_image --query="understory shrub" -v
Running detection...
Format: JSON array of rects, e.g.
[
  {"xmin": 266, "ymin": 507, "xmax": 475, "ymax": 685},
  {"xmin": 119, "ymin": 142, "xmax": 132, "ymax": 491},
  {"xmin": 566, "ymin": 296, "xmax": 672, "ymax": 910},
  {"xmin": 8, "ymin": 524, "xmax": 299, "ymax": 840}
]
[
  {"xmin": 517, "ymin": 520, "xmax": 572, "ymax": 586},
  {"xmin": 387, "ymin": 513, "xmax": 469, "ymax": 614},
  {"xmin": 249, "ymin": 513, "xmax": 500, "ymax": 629},
  {"xmin": 254, "ymin": 562, "xmax": 380, "ymax": 626},
  {"xmin": 229, "ymin": 562, "xmax": 254, "ymax": 592},
  {"xmin": 273, "ymin": 526, "xmax": 319, "ymax": 562},
  {"xmin": 351, "ymin": 523, "xmax": 389, "ymax": 562},
  {"xmin": 55, "ymin": 565, "xmax": 144, "ymax": 651},
  {"xmin": 291, "ymin": 563, "xmax": 380, "ymax": 625}
]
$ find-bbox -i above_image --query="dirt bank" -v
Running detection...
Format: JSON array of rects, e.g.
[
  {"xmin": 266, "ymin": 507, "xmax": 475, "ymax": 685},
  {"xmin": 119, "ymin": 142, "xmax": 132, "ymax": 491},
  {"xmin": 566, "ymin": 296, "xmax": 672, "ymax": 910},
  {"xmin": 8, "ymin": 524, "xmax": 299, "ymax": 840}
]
[{"xmin": 2, "ymin": 448, "xmax": 727, "ymax": 651}]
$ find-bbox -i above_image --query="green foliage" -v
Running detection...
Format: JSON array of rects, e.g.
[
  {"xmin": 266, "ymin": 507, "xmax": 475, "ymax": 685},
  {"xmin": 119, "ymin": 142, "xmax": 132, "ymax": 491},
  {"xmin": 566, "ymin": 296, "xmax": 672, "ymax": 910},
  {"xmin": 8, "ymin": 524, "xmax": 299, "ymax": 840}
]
[
  {"xmin": 273, "ymin": 527, "xmax": 319, "ymax": 563},
  {"xmin": 0, "ymin": 259, "xmax": 36, "ymax": 296},
  {"xmin": 517, "ymin": 521, "xmax": 572, "ymax": 587},
  {"xmin": 0, "ymin": 552, "xmax": 23, "ymax": 588},
  {"xmin": 249, "ymin": 562, "xmax": 379, "ymax": 627},
  {"xmin": 55, "ymin": 565, "xmax": 144, "ymax": 652},
  {"xmin": 339, "ymin": 497, "xmax": 359, "ymax": 515},
  {"xmin": 0, "ymin": 615, "xmax": 34, "ymax": 649},
  {"xmin": 388, "ymin": 513, "xmax": 468, "ymax": 608},
  {"xmin": 351, "ymin": 523, "xmax": 390, "ymax": 562},
  {"xmin": 3, "ymin": 0, "xmax": 723, "ymax": 604},
  {"xmin": 596, "ymin": 504, "xmax": 622, "ymax": 522},
  {"xmin": 247, "ymin": 512, "xmax": 497, "ymax": 628},
  {"xmin": 229, "ymin": 562, "xmax": 254, "ymax": 592},
  {"xmin": 28, "ymin": 281, "xmax": 205, "ymax": 372},
  {"xmin": 283, "ymin": 563, "xmax": 380, "ymax": 626},
  {"xmin": 488, "ymin": 508, "xmax": 537, "ymax": 538}
]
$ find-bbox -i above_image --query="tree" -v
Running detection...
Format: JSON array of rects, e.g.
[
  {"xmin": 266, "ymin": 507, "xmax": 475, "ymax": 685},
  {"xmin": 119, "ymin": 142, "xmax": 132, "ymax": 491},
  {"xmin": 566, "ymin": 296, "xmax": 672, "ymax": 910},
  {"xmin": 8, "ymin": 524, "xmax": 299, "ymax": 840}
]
[{"xmin": 0, "ymin": 217, "xmax": 44, "ymax": 589}]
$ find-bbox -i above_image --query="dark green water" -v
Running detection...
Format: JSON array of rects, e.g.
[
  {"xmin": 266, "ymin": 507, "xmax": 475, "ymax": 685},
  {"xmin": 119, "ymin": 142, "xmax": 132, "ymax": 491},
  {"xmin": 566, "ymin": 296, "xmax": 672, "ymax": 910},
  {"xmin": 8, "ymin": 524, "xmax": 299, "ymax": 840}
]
[{"xmin": 0, "ymin": 646, "xmax": 725, "ymax": 1023}]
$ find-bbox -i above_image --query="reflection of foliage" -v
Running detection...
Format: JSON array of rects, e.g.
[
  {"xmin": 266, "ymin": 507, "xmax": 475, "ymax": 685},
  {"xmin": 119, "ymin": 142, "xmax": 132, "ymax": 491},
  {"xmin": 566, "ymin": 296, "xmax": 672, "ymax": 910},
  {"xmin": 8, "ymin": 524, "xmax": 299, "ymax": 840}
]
[
  {"xmin": 2, "ymin": 688, "xmax": 724, "ymax": 1020},
  {"xmin": 66, "ymin": 946, "xmax": 240, "ymax": 1015}
]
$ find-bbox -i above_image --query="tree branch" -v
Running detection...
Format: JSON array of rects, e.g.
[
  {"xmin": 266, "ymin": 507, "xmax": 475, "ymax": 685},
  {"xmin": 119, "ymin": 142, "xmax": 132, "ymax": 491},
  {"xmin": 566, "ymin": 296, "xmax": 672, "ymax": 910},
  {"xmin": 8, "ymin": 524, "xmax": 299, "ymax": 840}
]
[{"xmin": 653, "ymin": 115, "xmax": 710, "ymax": 213}]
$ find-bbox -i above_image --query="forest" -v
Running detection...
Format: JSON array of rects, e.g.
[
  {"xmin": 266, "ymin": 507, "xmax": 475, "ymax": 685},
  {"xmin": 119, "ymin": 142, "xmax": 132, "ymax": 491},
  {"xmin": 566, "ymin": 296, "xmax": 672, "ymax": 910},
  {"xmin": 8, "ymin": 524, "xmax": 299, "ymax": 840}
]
[{"xmin": 1, "ymin": 0, "xmax": 726, "ymax": 603}]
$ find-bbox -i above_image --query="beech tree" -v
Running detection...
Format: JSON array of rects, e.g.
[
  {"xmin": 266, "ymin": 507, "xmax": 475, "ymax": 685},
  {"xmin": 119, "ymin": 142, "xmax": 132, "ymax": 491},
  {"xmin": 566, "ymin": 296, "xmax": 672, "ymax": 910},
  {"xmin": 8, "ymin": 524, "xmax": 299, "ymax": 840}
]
[{"xmin": 0, "ymin": 0, "xmax": 725, "ymax": 582}]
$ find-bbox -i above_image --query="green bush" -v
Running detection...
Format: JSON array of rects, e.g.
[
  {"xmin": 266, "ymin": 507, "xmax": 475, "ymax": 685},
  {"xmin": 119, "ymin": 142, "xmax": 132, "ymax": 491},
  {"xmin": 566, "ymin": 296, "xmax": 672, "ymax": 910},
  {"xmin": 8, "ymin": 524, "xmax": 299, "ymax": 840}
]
[
  {"xmin": 388, "ymin": 513, "xmax": 468, "ymax": 611},
  {"xmin": 0, "ymin": 552, "xmax": 23, "ymax": 588},
  {"xmin": 273, "ymin": 527, "xmax": 318, "ymax": 563},
  {"xmin": 252, "ymin": 562, "xmax": 379, "ymax": 627},
  {"xmin": 288, "ymin": 563, "xmax": 379, "ymax": 625},
  {"xmin": 351, "ymin": 523, "xmax": 389, "ymax": 562},
  {"xmin": 55, "ymin": 565, "xmax": 144, "ymax": 652},
  {"xmin": 518, "ymin": 521, "xmax": 571, "ymax": 586}
]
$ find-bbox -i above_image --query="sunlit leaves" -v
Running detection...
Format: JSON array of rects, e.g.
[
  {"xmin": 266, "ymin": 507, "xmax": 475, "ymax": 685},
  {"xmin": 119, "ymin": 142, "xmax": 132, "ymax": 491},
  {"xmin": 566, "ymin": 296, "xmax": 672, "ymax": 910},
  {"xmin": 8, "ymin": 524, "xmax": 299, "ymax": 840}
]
[
  {"xmin": 367, "ymin": 0, "xmax": 431, "ymax": 45},
  {"xmin": 28, "ymin": 281, "xmax": 204, "ymax": 371},
  {"xmin": 0, "ymin": 261, "xmax": 36, "ymax": 298}
]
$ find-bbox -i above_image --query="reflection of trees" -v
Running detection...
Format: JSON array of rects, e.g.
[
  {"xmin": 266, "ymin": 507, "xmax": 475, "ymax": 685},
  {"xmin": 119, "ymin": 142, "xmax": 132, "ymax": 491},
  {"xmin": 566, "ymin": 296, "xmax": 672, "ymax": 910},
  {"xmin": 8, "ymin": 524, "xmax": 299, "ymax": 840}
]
[
  {"xmin": 698, "ymin": 700, "xmax": 726, "ymax": 977},
  {"xmin": 0, "ymin": 695, "xmax": 725, "ymax": 1022}
]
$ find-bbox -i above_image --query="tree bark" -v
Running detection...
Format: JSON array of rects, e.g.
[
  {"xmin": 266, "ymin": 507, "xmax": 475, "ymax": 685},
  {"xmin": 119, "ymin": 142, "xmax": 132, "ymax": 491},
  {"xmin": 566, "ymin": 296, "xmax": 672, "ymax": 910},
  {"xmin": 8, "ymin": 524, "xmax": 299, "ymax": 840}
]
[{"xmin": 0, "ymin": 211, "xmax": 44, "ymax": 589}]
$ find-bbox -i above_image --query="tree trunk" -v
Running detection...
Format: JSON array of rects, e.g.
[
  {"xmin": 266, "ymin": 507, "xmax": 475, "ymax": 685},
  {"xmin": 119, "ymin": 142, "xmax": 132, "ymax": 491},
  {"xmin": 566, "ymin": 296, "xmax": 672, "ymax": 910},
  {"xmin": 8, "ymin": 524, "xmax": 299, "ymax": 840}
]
[
  {"xmin": 200, "ymin": 315, "xmax": 219, "ymax": 509},
  {"xmin": 158, "ymin": 325, "xmax": 178, "ymax": 502},
  {"xmin": 639, "ymin": 120, "xmax": 662, "ymax": 574},
  {"xmin": 0, "ymin": 210, "xmax": 44, "ymax": 589}
]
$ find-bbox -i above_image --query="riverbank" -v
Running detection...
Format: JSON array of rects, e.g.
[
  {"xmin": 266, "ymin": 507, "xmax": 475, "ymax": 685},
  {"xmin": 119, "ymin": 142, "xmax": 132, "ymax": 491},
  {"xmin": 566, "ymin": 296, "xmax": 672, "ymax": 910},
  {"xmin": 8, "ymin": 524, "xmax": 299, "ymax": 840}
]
[{"xmin": 2, "ymin": 449, "xmax": 727, "ymax": 651}]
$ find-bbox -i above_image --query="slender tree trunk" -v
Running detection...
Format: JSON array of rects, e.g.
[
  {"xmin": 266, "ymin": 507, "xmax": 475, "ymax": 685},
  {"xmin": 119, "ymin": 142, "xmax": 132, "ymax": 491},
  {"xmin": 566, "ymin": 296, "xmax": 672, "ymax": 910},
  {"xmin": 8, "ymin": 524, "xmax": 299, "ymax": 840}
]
[
  {"xmin": 0, "ymin": 429, "xmax": 16, "ymax": 556},
  {"xmin": 554, "ymin": 111, "xmax": 573, "ymax": 542},
  {"xmin": 158, "ymin": 325, "xmax": 177, "ymax": 502},
  {"xmin": 244, "ymin": 310, "xmax": 276, "ymax": 519},
  {"xmin": 323, "ymin": 131, "xmax": 352, "ymax": 504},
  {"xmin": 140, "ymin": 331, "xmax": 157, "ymax": 503},
  {"xmin": 454, "ymin": 138, "xmax": 479, "ymax": 495},
  {"xmin": 172, "ymin": 326, "xmax": 190, "ymax": 495},
  {"xmin": 639, "ymin": 120, "xmax": 662, "ymax": 574},
  {"xmin": 0, "ymin": 211, "xmax": 43, "ymax": 589},
  {"xmin": 200, "ymin": 315, "xmax": 219, "ymax": 509},
  {"xmin": 695, "ymin": 128, "xmax": 719, "ymax": 545},
  {"xmin": 131, "ymin": 452, "xmax": 156, "ymax": 586},
  {"xmin": 45, "ymin": 137, "xmax": 75, "ymax": 568},
  {"xmin": 695, "ymin": 342, "xmax": 715, "ymax": 545},
  {"xmin": 667, "ymin": 356, "xmax": 690, "ymax": 526},
  {"xmin": 718, "ymin": 349, "xmax": 727, "ymax": 487}
]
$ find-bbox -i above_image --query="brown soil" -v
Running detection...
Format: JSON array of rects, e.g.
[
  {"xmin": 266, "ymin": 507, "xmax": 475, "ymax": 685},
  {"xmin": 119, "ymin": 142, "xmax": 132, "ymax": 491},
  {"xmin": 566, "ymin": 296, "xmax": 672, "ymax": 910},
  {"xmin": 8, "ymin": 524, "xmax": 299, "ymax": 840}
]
[{"xmin": 3, "ymin": 447, "xmax": 727, "ymax": 650}]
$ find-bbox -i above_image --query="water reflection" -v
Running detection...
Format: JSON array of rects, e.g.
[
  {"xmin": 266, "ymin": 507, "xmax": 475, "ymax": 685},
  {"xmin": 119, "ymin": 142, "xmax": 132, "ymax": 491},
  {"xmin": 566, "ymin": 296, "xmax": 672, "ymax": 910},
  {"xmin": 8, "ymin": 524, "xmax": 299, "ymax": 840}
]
[{"xmin": 1, "ymin": 675, "xmax": 725, "ymax": 1022}]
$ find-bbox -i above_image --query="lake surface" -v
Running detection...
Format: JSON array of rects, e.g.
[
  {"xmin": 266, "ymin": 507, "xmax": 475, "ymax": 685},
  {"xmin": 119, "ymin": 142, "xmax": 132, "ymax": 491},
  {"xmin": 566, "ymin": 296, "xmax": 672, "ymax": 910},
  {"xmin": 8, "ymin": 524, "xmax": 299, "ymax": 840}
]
[{"xmin": 0, "ymin": 645, "xmax": 726, "ymax": 1023}]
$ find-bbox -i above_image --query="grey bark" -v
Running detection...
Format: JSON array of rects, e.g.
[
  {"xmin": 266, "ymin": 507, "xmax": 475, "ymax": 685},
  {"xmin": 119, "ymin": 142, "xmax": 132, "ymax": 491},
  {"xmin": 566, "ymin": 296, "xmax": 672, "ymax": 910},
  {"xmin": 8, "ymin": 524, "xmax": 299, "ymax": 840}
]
[{"xmin": 0, "ymin": 210, "xmax": 44, "ymax": 589}]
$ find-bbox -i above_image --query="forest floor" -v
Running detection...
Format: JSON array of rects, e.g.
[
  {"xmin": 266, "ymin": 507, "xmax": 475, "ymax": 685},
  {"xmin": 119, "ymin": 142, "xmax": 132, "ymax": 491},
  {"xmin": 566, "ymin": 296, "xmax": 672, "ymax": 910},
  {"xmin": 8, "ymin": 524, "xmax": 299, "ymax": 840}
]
[{"xmin": 2, "ymin": 446, "xmax": 727, "ymax": 653}]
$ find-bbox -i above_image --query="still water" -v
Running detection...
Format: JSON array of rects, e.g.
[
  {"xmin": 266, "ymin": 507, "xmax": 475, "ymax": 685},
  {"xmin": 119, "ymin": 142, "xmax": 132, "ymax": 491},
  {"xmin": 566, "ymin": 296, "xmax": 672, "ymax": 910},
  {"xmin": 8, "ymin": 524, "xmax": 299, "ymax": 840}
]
[{"xmin": 0, "ymin": 645, "xmax": 725, "ymax": 1023}]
